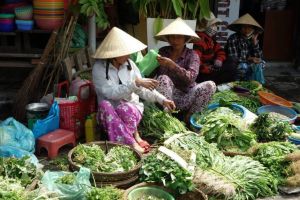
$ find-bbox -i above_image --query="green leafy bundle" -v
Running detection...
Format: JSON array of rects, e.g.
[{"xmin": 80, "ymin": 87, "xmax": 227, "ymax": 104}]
[
  {"xmin": 73, "ymin": 144, "xmax": 138, "ymax": 173},
  {"xmin": 164, "ymin": 132, "xmax": 223, "ymax": 169},
  {"xmin": 201, "ymin": 107, "xmax": 257, "ymax": 152},
  {"xmin": 139, "ymin": 103, "xmax": 187, "ymax": 141},
  {"xmin": 0, "ymin": 157, "xmax": 37, "ymax": 187},
  {"xmin": 194, "ymin": 156, "xmax": 278, "ymax": 200},
  {"xmin": 0, "ymin": 176, "xmax": 28, "ymax": 200},
  {"xmin": 86, "ymin": 186, "xmax": 123, "ymax": 200},
  {"xmin": 250, "ymin": 113, "xmax": 294, "ymax": 142},
  {"xmin": 250, "ymin": 142, "xmax": 297, "ymax": 184},
  {"xmin": 140, "ymin": 152, "xmax": 194, "ymax": 194},
  {"xmin": 210, "ymin": 90, "xmax": 261, "ymax": 113},
  {"xmin": 55, "ymin": 173, "xmax": 76, "ymax": 185}
]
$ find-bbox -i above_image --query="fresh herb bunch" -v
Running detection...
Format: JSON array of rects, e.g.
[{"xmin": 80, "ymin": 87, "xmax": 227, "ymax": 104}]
[
  {"xmin": 55, "ymin": 173, "xmax": 76, "ymax": 185},
  {"xmin": 104, "ymin": 146, "xmax": 138, "ymax": 172},
  {"xmin": 250, "ymin": 142, "xmax": 297, "ymax": 184},
  {"xmin": 0, "ymin": 156, "xmax": 37, "ymax": 187},
  {"xmin": 194, "ymin": 155, "xmax": 278, "ymax": 199},
  {"xmin": 0, "ymin": 176, "xmax": 28, "ymax": 200},
  {"xmin": 210, "ymin": 90, "xmax": 261, "ymax": 113},
  {"xmin": 86, "ymin": 186, "xmax": 123, "ymax": 200},
  {"xmin": 251, "ymin": 113, "xmax": 294, "ymax": 142},
  {"xmin": 140, "ymin": 152, "xmax": 194, "ymax": 194},
  {"xmin": 201, "ymin": 107, "xmax": 257, "ymax": 152},
  {"xmin": 73, "ymin": 144, "xmax": 138, "ymax": 173},
  {"xmin": 139, "ymin": 103, "xmax": 187, "ymax": 141},
  {"xmin": 164, "ymin": 132, "xmax": 223, "ymax": 169}
]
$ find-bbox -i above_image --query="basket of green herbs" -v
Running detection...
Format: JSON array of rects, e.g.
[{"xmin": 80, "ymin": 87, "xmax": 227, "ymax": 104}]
[{"xmin": 68, "ymin": 141, "xmax": 141, "ymax": 183}]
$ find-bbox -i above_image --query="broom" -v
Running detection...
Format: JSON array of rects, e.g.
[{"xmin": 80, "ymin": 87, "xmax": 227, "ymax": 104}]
[{"xmin": 12, "ymin": 30, "xmax": 58, "ymax": 121}]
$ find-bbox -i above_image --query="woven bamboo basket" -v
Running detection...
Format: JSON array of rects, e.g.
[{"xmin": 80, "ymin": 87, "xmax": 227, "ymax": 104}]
[
  {"xmin": 123, "ymin": 182, "xmax": 208, "ymax": 200},
  {"xmin": 68, "ymin": 141, "xmax": 142, "ymax": 182}
]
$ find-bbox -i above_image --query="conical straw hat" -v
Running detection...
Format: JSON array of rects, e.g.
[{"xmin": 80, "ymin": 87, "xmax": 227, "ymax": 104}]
[
  {"xmin": 155, "ymin": 17, "xmax": 200, "ymax": 43},
  {"xmin": 227, "ymin": 13, "xmax": 263, "ymax": 33},
  {"xmin": 197, "ymin": 12, "xmax": 222, "ymax": 32},
  {"xmin": 93, "ymin": 27, "xmax": 147, "ymax": 59}
]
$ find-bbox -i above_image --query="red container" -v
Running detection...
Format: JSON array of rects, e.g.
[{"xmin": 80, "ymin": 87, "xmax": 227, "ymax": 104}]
[
  {"xmin": 0, "ymin": 18, "xmax": 14, "ymax": 24},
  {"xmin": 35, "ymin": 17, "xmax": 63, "ymax": 30},
  {"xmin": 56, "ymin": 81, "xmax": 96, "ymax": 139}
]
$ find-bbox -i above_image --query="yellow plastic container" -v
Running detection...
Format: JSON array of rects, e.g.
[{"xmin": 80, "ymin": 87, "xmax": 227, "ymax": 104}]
[{"xmin": 85, "ymin": 113, "xmax": 96, "ymax": 142}]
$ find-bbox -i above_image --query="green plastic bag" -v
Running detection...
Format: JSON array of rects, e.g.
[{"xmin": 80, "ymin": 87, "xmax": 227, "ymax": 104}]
[
  {"xmin": 41, "ymin": 167, "xmax": 91, "ymax": 200},
  {"xmin": 136, "ymin": 49, "xmax": 159, "ymax": 76}
]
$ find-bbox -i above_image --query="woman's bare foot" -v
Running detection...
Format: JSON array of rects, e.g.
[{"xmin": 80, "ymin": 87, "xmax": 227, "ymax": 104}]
[
  {"xmin": 134, "ymin": 131, "xmax": 143, "ymax": 143},
  {"xmin": 132, "ymin": 142, "xmax": 145, "ymax": 154}
]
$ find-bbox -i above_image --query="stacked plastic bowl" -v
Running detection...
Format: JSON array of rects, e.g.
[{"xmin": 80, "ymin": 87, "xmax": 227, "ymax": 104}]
[
  {"xmin": 33, "ymin": 0, "xmax": 64, "ymax": 30},
  {"xmin": 0, "ymin": 14, "xmax": 15, "ymax": 32},
  {"xmin": 15, "ymin": 6, "xmax": 34, "ymax": 31}
]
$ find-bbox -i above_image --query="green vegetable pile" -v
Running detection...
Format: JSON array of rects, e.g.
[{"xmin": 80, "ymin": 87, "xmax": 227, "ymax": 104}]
[
  {"xmin": 194, "ymin": 155, "xmax": 277, "ymax": 200},
  {"xmin": 73, "ymin": 144, "xmax": 138, "ymax": 173},
  {"xmin": 250, "ymin": 142, "xmax": 297, "ymax": 184},
  {"xmin": 200, "ymin": 107, "xmax": 257, "ymax": 152},
  {"xmin": 250, "ymin": 113, "xmax": 294, "ymax": 142},
  {"xmin": 162, "ymin": 132, "xmax": 277, "ymax": 199},
  {"xmin": 55, "ymin": 173, "xmax": 76, "ymax": 185},
  {"xmin": 210, "ymin": 90, "xmax": 261, "ymax": 113},
  {"xmin": 0, "ymin": 156, "xmax": 38, "ymax": 187},
  {"xmin": 0, "ymin": 176, "xmax": 28, "ymax": 200},
  {"xmin": 140, "ymin": 151, "xmax": 194, "ymax": 194},
  {"xmin": 139, "ymin": 103, "xmax": 187, "ymax": 141},
  {"xmin": 86, "ymin": 186, "xmax": 123, "ymax": 200}
]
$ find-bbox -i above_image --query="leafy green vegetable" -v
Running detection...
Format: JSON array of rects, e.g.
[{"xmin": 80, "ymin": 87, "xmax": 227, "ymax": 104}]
[
  {"xmin": 140, "ymin": 152, "xmax": 194, "ymax": 194},
  {"xmin": 0, "ymin": 157, "xmax": 38, "ymax": 187},
  {"xmin": 73, "ymin": 144, "xmax": 138, "ymax": 173},
  {"xmin": 210, "ymin": 90, "xmax": 261, "ymax": 113},
  {"xmin": 86, "ymin": 186, "xmax": 123, "ymax": 200},
  {"xmin": 0, "ymin": 176, "xmax": 28, "ymax": 200},
  {"xmin": 250, "ymin": 113, "xmax": 294, "ymax": 142},
  {"xmin": 55, "ymin": 173, "xmax": 76, "ymax": 185},
  {"xmin": 250, "ymin": 142, "xmax": 297, "ymax": 184},
  {"xmin": 194, "ymin": 155, "xmax": 277, "ymax": 200},
  {"xmin": 201, "ymin": 107, "xmax": 257, "ymax": 152},
  {"xmin": 139, "ymin": 103, "xmax": 187, "ymax": 141}
]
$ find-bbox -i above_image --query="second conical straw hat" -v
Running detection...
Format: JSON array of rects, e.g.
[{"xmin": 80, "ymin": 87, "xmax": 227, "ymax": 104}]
[
  {"xmin": 227, "ymin": 13, "xmax": 263, "ymax": 33},
  {"xmin": 93, "ymin": 27, "xmax": 147, "ymax": 59},
  {"xmin": 155, "ymin": 17, "xmax": 200, "ymax": 43}
]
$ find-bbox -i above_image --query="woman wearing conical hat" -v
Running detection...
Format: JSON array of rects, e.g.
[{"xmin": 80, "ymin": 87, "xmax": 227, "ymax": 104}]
[
  {"xmin": 92, "ymin": 27, "xmax": 175, "ymax": 154},
  {"xmin": 193, "ymin": 12, "xmax": 237, "ymax": 84},
  {"xmin": 154, "ymin": 17, "xmax": 216, "ymax": 123},
  {"xmin": 225, "ymin": 13, "xmax": 265, "ymax": 84}
]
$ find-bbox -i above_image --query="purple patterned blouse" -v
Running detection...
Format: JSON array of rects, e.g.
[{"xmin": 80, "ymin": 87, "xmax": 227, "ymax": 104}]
[{"xmin": 158, "ymin": 46, "xmax": 200, "ymax": 92}]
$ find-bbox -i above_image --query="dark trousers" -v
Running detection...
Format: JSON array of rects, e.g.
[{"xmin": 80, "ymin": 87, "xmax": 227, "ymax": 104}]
[{"xmin": 196, "ymin": 57, "xmax": 238, "ymax": 85}]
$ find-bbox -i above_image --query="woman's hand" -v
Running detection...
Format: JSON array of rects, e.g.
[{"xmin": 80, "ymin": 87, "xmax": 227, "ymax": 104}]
[
  {"xmin": 248, "ymin": 57, "xmax": 261, "ymax": 64},
  {"xmin": 162, "ymin": 99, "xmax": 176, "ymax": 112},
  {"xmin": 135, "ymin": 78, "xmax": 159, "ymax": 90},
  {"xmin": 157, "ymin": 55, "xmax": 175, "ymax": 69},
  {"xmin": 252, "ymin": 33, "xmax": 259, "ymax": 45}
]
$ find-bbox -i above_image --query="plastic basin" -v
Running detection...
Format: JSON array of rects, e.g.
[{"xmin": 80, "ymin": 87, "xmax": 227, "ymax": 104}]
[
  {"xmin": 128, "ymin": 186, "xmax": 175, "ymax": 200},
  {"xmin": 257, "ymin": 105, "xmax": 297, "ymax": 123},
  {"xmin": 16, "ymin": 20, "xmax": 34, "ymax": 31},
  {"xmin": 257, "ymin": 91, "xmax": 292, "ymax": 107},
  {"xmin": 190, "ymin": 103, "xmax": 246, "ymax": 131},
  {"xmin": 288, "ymin": 136, "xmax": 300, "ymax": 145}
]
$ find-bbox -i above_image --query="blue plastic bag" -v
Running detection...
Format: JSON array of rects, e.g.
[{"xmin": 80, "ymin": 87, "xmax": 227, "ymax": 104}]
[
  {"xmin": 41, "ymin": 167, "xmax": 91, "ymax": 200},
  {"xmin": 0, "ymin": 117, "xmax": 35, "ymax": 152},
  {"xmin": 250, "ymin": 63, "xmax": 265, "ymax": 84},
  {"xmin": 0, "ymin": 145, "xmax": 39, "ymax": 166},
  {"xmin": 33, "ymin": 101, "xmax": 60, "ymax": 139}
]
